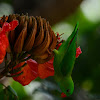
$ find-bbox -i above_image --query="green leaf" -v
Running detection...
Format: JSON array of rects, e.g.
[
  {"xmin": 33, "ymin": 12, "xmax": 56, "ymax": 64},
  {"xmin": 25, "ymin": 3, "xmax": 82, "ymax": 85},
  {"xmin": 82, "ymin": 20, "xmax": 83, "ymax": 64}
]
[
  {"xmin": 0, "ymin": 84, "xmax": 3, "ymax": 92},
  {"xmin": 11, "ymin": 81, "xmax": 28, "ymax": 100},
  {"xmin": 0, "ymin": 84, "xmax": 5, "ymax": 99},
  {"xmin": 7, "ymin": 85, "xmax": 18, "ymax": 99},
  {"xmin": 0, "ymin": 84, "xmax": 18, "ymax": 100}
]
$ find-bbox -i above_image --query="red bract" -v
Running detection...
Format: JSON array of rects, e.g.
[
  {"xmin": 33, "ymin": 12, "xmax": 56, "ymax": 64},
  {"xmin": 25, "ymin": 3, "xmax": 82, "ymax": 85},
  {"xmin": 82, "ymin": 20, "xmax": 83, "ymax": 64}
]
[
  {"xmin": 2, "ymin": 20, "xmax": 18, "ymax": 32},
  {"xmin": 56, "ymin": 43, "xmax": 62, "ymax": 50},
  {"xmin": 0, "ymin": 33, "xmax": 9, "ymax": 64},
  {"xmin": 12, "ymin": 58, "xmax": 54, "ymax": 85},
  {"xmin": 0, "ymin": 20, "xmax": 18, "ymax": 64},
  {"xmin": 9, "ymin": 20, "xmax": 19, "ymax": 31},
  {"xmin": 76, "ymin": 46, "xmax": 82, "ymax": 58},
  {"xmin": 2, "ymin": 22, "xmax": 11, "ymax": 32},
  {"xmin": 0, "ymin": 42, "xmax": 6, "ymax": 63},
  {"xmin": 38, "ymin": 57, "xmax": 54, "ymax": 79},
  {"xmin": 0, "ymin": 33, "xmax": 9, "ymax": 49},
  {"xmin": 27, "ymin": 59, "xmax": 38, "ymax": 73},
  {"xmin": 12, "ymin": 61, "xmax": 38, "ymax": 86}
]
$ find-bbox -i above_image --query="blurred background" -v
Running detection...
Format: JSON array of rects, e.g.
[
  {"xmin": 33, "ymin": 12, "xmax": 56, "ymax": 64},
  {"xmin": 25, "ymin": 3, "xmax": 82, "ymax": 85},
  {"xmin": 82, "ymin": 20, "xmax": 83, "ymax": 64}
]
[{"xmin": 0, "ymin": 0, "xmax": 100, "ymax": 100}]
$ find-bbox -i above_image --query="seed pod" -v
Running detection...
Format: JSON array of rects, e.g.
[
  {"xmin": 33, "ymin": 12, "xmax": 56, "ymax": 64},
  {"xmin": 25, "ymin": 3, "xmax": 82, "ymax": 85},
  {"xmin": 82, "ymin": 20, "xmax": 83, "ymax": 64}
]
[{"xmin": 0, "ymin": 14, "xmax": 57, "ymax": 63}]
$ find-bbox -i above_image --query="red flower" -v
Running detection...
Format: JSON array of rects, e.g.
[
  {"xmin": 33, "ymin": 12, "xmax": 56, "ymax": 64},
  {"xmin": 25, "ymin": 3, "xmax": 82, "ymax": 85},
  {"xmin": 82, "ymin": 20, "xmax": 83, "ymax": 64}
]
[
  {"xmin": 0, "ymin": 41, "xmax": 6, "ymax": 63},
  {"xmin": 1, "ymin": 20, "xmax": 18, "ymax": 32},
  {"xmin": 56, "ymin": 43, "xmax": 62, "ymax": 50},
  {"xmin": 76, "ymin": 46, "xmax": 82, "ymax": 58},
  {"xmin": 0, "ymin": 29, "xmax": 9, "ymax": 64},
  {"xmin": 12, "ymin": 58, "xmax": 54, "ymax": 85},
  {"xmin": 0, "ymin": 20, "xmax": 18, "ymax": 64},
  {"xmin": 12, "ymin": 60, "xmax": 38, "ymax": 86},
  {"xmin": 38, "ymin": 57, "xmax": 54, "ymax": 79},
  {"xmin": 9, "ymin": 20, "xmax": 19, "ymax": 31}
]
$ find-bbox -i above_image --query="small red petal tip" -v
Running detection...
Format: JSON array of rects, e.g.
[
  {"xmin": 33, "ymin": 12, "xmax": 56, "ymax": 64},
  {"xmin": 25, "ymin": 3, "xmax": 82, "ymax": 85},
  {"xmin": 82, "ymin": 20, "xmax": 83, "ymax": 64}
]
[
  {"xmin": 56, "ymin": 43, "xmax": 62, "ymax": 50},
  {"xmin": 9, "ymin": 20, "xmax": 19, "ymax": 30},
  {"xmin": 76, "ymin": 46, "xmax": 82, "ymax": 58}
]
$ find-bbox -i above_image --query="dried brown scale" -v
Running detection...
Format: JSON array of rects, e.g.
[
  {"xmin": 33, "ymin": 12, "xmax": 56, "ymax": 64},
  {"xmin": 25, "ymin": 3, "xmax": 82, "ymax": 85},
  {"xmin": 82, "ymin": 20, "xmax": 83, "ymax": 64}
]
[
  {"xmin": 32, "ymin": 19, "xmax": 51, "ymax": 56},
  {"xmin": 32, "ymin": 29, "xmax": 50, "ymax": 56},
  {"xmin": 23, "ymin": 17, "xmax": 37, "ymax": 51},
  {"xmin": 14, "ymin": 21, "xmax": 27, "ymax": 53},
  {"xmin": 48, "ymin": 25, "xmax": 57, "ymax": 50},
  {"xmin": 0, "ymin": 14, "xmax": 57, "ymax": 63},
  {"xmin": 33, "ymin": 53, "xmax": 54, "ymax": 64},
  {"xmin": 34, "ymin": 52, "xmax": 49, "ymax": 60},
  {"xmin": 33, "ymin": 16, "xmax": 44, "ymax": 47},
  {"xmin": 28, "ymin": 17, "xmax": 33, "ymax": 30},
  {"xmin": 47, "ymin": 22, "xmax": 53, "ymax": 43},
  {"xmin": 33, "ymin": 26, "xmax": 44, "ymax": 47},
  {"xmin": 9, "ymin": 30, "xmax": 15, "ymax": 46}
]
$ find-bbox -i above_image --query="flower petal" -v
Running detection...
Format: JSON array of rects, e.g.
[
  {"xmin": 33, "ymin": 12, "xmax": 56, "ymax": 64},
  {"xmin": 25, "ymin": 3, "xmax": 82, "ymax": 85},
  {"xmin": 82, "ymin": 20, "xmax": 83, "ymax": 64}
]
[
  {"xmin": 12, "ymin": 62, "xmax": 38, "ymax": 86},
  {"xmin": 26, "ymin": 59, "xmax": 38, "ymax": 76},
  {"xmin": 9, "ymin": 20, "xmax": 19, "ymax": 31},
  {"xmin": 0, "ymin": 20, "xmax": 18, "ymax": 63},
  {"xmin": 2, "ymin": 22, "xmax": 11, "ymax": 32},
  {"xmin": 76, "ymin": 46, "xmax": 82, "ymax": 58},
  {"xmin": 0, "ymin": 33, "xmax": 9, "ymax": 48},
  {"xmin": 38, "ymin": 58, "xmax": 54, "ymax": 79},
  {"xmin": 2, "ymin": 20, "xmax": 19, "ymax": 32},
  {"xmin": 0, "ymin": 42, "xmax": 6, "ymax": 64},
  {"xmin": 0, "ymin": 32, "xmax": 9, "ymax": 64},
  {"xmin": 0, "ymin": 58, "xmax": 4, "ymax": 64},
  {"xmin": 56, "ymin": 43, "xmax": 62, "ymax": 50}
]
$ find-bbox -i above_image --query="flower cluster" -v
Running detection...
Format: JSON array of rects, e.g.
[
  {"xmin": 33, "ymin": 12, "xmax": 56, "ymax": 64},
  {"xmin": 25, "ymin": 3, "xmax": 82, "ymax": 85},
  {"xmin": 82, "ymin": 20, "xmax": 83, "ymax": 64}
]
[
  {"xmin": 0, "ymin": 18, "xmax": 82, "ymax": 98},
  {"xmin": 11, "ymin": 32, "xmax": 62, "ymax": 85}
]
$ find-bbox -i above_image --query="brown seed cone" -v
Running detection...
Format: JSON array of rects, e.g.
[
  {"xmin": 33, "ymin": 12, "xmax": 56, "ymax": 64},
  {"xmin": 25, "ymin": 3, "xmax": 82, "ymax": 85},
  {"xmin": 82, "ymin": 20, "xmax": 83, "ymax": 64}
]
[{"xmin": 0, "ymin": 14, "xmax": 57, "ymax": 63}]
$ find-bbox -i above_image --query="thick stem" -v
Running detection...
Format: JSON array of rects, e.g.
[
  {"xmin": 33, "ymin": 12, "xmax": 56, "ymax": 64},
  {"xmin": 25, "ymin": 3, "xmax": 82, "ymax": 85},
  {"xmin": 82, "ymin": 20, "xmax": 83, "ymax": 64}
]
[
  {"xmin": 0, "ymin": 68, "xmax": 8, "ymax": 79},
  {"xmin": 0, "ymin": 61, "xmax": 17, "ymax": 79}
]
